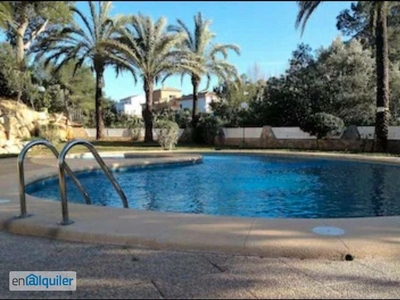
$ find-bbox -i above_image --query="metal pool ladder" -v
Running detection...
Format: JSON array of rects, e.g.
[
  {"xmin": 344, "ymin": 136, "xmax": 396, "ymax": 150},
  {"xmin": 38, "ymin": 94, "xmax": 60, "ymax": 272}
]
[
  {"xmin": 18, "ymin": 139, "xmax": 91, "ymax": 218},
  {"xmin": 18, "ymin": 139, "xmax": 128, "ymax": 226},
  {"xmin": 58, "ymin": 139, "xmax": 128, "ymax": 225}
]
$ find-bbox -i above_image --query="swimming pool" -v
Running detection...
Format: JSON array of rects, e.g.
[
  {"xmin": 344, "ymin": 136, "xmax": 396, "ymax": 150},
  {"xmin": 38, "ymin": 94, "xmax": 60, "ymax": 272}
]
[{"xmin": 26, "ymin": 154, "xmax": 400, "ymax": 218}]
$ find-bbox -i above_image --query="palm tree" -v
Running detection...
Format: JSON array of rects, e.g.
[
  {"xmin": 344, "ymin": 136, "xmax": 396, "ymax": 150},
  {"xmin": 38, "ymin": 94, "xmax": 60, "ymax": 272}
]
[
  {"xmin": 168, "ymin": 12, "xmax": 241, "ymax": 125},
  {"xmin": 102, "ymin": 14, "xmax": 202, "ymax": 142},
  {"xmin": 296, "ymin": 1, "xmax": 390, "ymax": 152},
  {"xmin": 34, "ymin": 1, "xmax": 125, "ymax": 139}
]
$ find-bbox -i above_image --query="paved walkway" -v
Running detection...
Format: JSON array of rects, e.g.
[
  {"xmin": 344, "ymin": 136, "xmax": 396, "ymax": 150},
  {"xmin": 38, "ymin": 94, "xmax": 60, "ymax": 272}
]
[
  {"xmin": 1, "ymin": 152, "xmax": 400, "ymax": 298},
  {"xmin": 2, "ymin": 154, "xmax": 400, "ymax": 260},
  {"xmin": 1, "ymin": 231, "xmax": 400, "ymax": 299}
]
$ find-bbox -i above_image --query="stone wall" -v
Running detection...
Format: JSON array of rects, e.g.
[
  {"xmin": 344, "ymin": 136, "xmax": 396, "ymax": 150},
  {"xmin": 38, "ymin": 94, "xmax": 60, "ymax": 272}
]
[{"xmin": 0, "ymin": 99, "xmax": 73, "ymax": 154}]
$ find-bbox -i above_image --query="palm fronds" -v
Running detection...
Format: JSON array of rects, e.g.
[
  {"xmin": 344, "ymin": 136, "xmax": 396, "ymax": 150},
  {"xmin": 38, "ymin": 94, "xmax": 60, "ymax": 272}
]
[{"xmin": 295, "ymin": 1, "xmax": 322, "ymax": 36}]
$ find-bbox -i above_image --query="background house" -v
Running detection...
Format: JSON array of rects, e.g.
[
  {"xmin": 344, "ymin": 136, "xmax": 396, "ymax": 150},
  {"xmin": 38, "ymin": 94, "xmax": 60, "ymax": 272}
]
[
  {"xmin": 117, "ymin": 88, "xmax": 219, "ymax": 117},
  {"xmin": 115, "ymin": 94, "xmax": 146, "ymax": 117},
  {"xmin": 116, "ymin": 86, "xmax": 181, "ymax": 117},
  {"xmin": 153, "ymin": 86, "xmax": 182, "ymax": 105},
  {"xmin": 137, "ymin": 86, "xmax": 183, "ymax": 113},
  {"xmin": 177, "ymin": 92, "xmax": 219, "ymax": 113}
]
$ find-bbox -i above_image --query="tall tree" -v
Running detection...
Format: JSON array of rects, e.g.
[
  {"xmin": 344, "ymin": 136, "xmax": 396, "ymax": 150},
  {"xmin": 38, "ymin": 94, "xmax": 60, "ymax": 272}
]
[
  {"xmin": 2, "ymin": 1, "xmax": 72, "ymax": 102},
  {"xmin": 337, "ymin": 2, "xmax": 400, "ymax": 62},
  {"xmin": 6, "ymin": 2, "xmax": 72, "ymax": 71},
  {"xmin": 314, "ymin": 38, "xmax": 375, "ymax": 125},
  {"xmin": 336, "ymin": 2, "xmax": 374, "ymax": 46},
  {"xmin": 34, "ymin": 1, "xmax": 125, "ymax": 139},
  {"xmin": 102, "ymin": 14, "xmax": 201, "ymax": 142},
  {"xmin": 0, "ymin": 42, "xmax": 38, "ymax": 104},
  {"xmin": 296, "ymin": 1, "xmax": 391, "ymax": 152},
  {"xmin": 168, "ymin": 12, "xmax": 241, "ymax": 125},
  {"xmin": 32, "ymin": 60, "xmax": 96, "ymax": 118},
  {"xmin": 374, "ymin": 1, "xmax": 390, "ymax": 152},
  {"xmin": 0, "ymin": 2, "xmax": 13, "ymax": 29}
]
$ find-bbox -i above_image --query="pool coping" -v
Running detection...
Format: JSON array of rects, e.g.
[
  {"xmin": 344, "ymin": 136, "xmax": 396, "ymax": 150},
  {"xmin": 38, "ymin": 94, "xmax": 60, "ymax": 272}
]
[{"xmin": 1, "ymin": 149, "xmax": 400, "ymax": 260}]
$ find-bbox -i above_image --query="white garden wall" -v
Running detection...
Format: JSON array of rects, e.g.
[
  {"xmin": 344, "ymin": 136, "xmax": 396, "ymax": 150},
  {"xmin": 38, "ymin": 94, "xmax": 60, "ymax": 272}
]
[
  {"xmin": 85, "ymin": 128, "xmax": 185, "ymax": 139},
  {"xmin": 84, "ymin": 126, "xmax": 400, "ymax": 140},
  {"xmin": 222, "ymin": 128, "xmax": 263, "ymax": 139}
]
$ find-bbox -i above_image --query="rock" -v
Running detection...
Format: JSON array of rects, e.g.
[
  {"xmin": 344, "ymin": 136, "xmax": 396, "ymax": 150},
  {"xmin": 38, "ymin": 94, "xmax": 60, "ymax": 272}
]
[
  {"xmin": 15, "ymin": 112, "xmax": 34, "ymax": 136},
  {"xmin": 66, "ymin": 127, "xmax": 74, "ymax": 140},
  {"xmin": 17, "ymin": 142, "xmax": 24, "ymax": 151},
  {"xmin": 0, "ymin": 99, "xmax": 73, "ymax": 145},
  {"xmin": 19, "ymin": 126, "xmax": 31, "ymax": 139},
  {"xmin": 37, "ymin": 111, "xmax": 48, "ymax": 121},
  {"xmin": 59, "ymin": 128, "xmax": 67, "ymax": 142},
  {"xmin": 18, "ymin": 110, "xmax": 36, "ymax": 126},
  {"xmin": 0, "ymin": 147, "xmax": 7, "ymax": 154},
  {"xmin": 6, "ymin": 116, "xmax": 20, "ymax": 140},
  {"xmin": 4, "ymin": 144, "xmax": 21, "ymax": 154},
  {"xmin": 4, "ymin": 140, "xmax": 14, "ymax": 147},
  {"xmin": 72, "ymin": 126, "xmax": 88, "ymax": 139},
  {"xmin": 58, "ymin": 123, "xmax": 67, "ymax": 131},
  {"xmin": 37, "ymin": 119, "xmax": 49, "ymax": 127}
]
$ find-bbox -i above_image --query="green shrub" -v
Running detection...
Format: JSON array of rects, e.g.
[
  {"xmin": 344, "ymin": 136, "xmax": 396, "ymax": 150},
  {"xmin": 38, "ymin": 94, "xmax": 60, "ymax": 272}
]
[
  {"xmin": 38, "ymin": 123, "xmax": 60, "ymax": 144},
  {"xmin": 156, "ymin": 120, "xmax": 180, "ymax": 150},
  {"xmin": 153, "ymin": 108, "xmax": 176, "ymax": 124},
  {"xmin": 300, "ymin": 112, "xmax": 344, "ymax": 139},
  {"xmin": 153, "ymin": 108, "xmax": 192, "ymax": 129},
  {"xmin": 195, "ymin": 114, "xmax": 225, "ymax": 145},
  {"xmin": 39, "ymin": 123, "xmax": 60, "ymax": 143},
  {"xmin": 126, "ymin": 115, "xmax": 143, "ymax": 141},
  {"xmin": 174, "ymin": 109, "xmax": 192, "ymax": 128}
]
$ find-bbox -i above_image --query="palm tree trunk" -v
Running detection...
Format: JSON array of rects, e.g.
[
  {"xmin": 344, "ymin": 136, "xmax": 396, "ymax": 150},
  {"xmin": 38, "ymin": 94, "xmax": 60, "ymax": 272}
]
[
  {"xmin": 95, "ymin": 64, "xmax": 105, "ymax": 140},
  {"xmin": 191, "ymin": 75, "xmax": 200, "ymax": 126},
  {"xmin": 374, "ymin": 1, "xmax": 390, "ymax": 152},
  {"xmin": 143, "ymin": 80, "xmax": 154, "ymax": 142}
]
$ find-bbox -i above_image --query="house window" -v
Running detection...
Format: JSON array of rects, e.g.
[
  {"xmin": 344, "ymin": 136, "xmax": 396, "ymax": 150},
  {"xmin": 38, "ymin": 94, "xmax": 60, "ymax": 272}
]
[{"xmin": 180, "ymin": 104, "xmax": 182, "ymax": 108}]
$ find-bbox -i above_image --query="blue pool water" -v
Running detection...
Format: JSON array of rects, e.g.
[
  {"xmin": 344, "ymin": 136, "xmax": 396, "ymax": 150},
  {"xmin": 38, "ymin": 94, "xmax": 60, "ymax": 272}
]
[{"xmin": 26, "ymin": 154, "xmax": 400, "ymax": 218}]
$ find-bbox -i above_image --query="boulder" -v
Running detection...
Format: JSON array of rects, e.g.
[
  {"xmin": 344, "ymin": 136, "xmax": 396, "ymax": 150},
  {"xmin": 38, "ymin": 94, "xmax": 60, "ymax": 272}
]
[
  {"xmin": 72, "ymin": 126, "xmax": 88, "ymax": 139},
  {"xmin": 4, "ymin": 140, "xmax": 15, "ymax": 147},
  {"xmin": 0, "ymin": 99, "xmax": 73, "ymax": 145},
  {"xmin": 15, "ymin": 112, "xmax": 35, "ymax": 133},
  {"xmin": 3, "ymin": 116, "xmax": 15, "ymax": 140},
  {"xmin": 4, "ymin": 144, "xmax": 21, "ymax": 154},
  {"xmin": 19, "ymin": 126, "xmax": 31, "ymax": 139},
  {"xmin": 59, "ymin": 128, "xmax": 68, "ymax": 142},
  {"xmin": 66, "ymin": 126, "xmax": 74, "ymax": 140}
]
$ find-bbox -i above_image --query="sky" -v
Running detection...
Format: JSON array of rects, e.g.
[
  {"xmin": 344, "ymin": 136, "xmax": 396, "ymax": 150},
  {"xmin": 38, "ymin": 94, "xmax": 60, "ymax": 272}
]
[{"xmin": 75, "ymin": 1, "xmax": 353, "ymax": 101}]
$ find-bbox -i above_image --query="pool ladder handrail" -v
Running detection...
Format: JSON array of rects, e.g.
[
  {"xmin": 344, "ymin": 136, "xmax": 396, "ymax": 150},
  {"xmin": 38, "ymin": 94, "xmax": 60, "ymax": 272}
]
[
  {"xmin": 18, "ymin": 139, "xmax": 91, "ymax": 219},
  {"xmin": 58, "ymin": 139, "xmax": 128, "ymax": 225}
]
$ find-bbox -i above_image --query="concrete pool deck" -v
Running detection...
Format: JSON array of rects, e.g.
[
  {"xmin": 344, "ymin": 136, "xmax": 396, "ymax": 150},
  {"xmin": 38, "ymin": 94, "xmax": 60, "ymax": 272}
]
[{"xmin": 1, "ymin": 150, "xmax": 400, "ymax": 260}]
